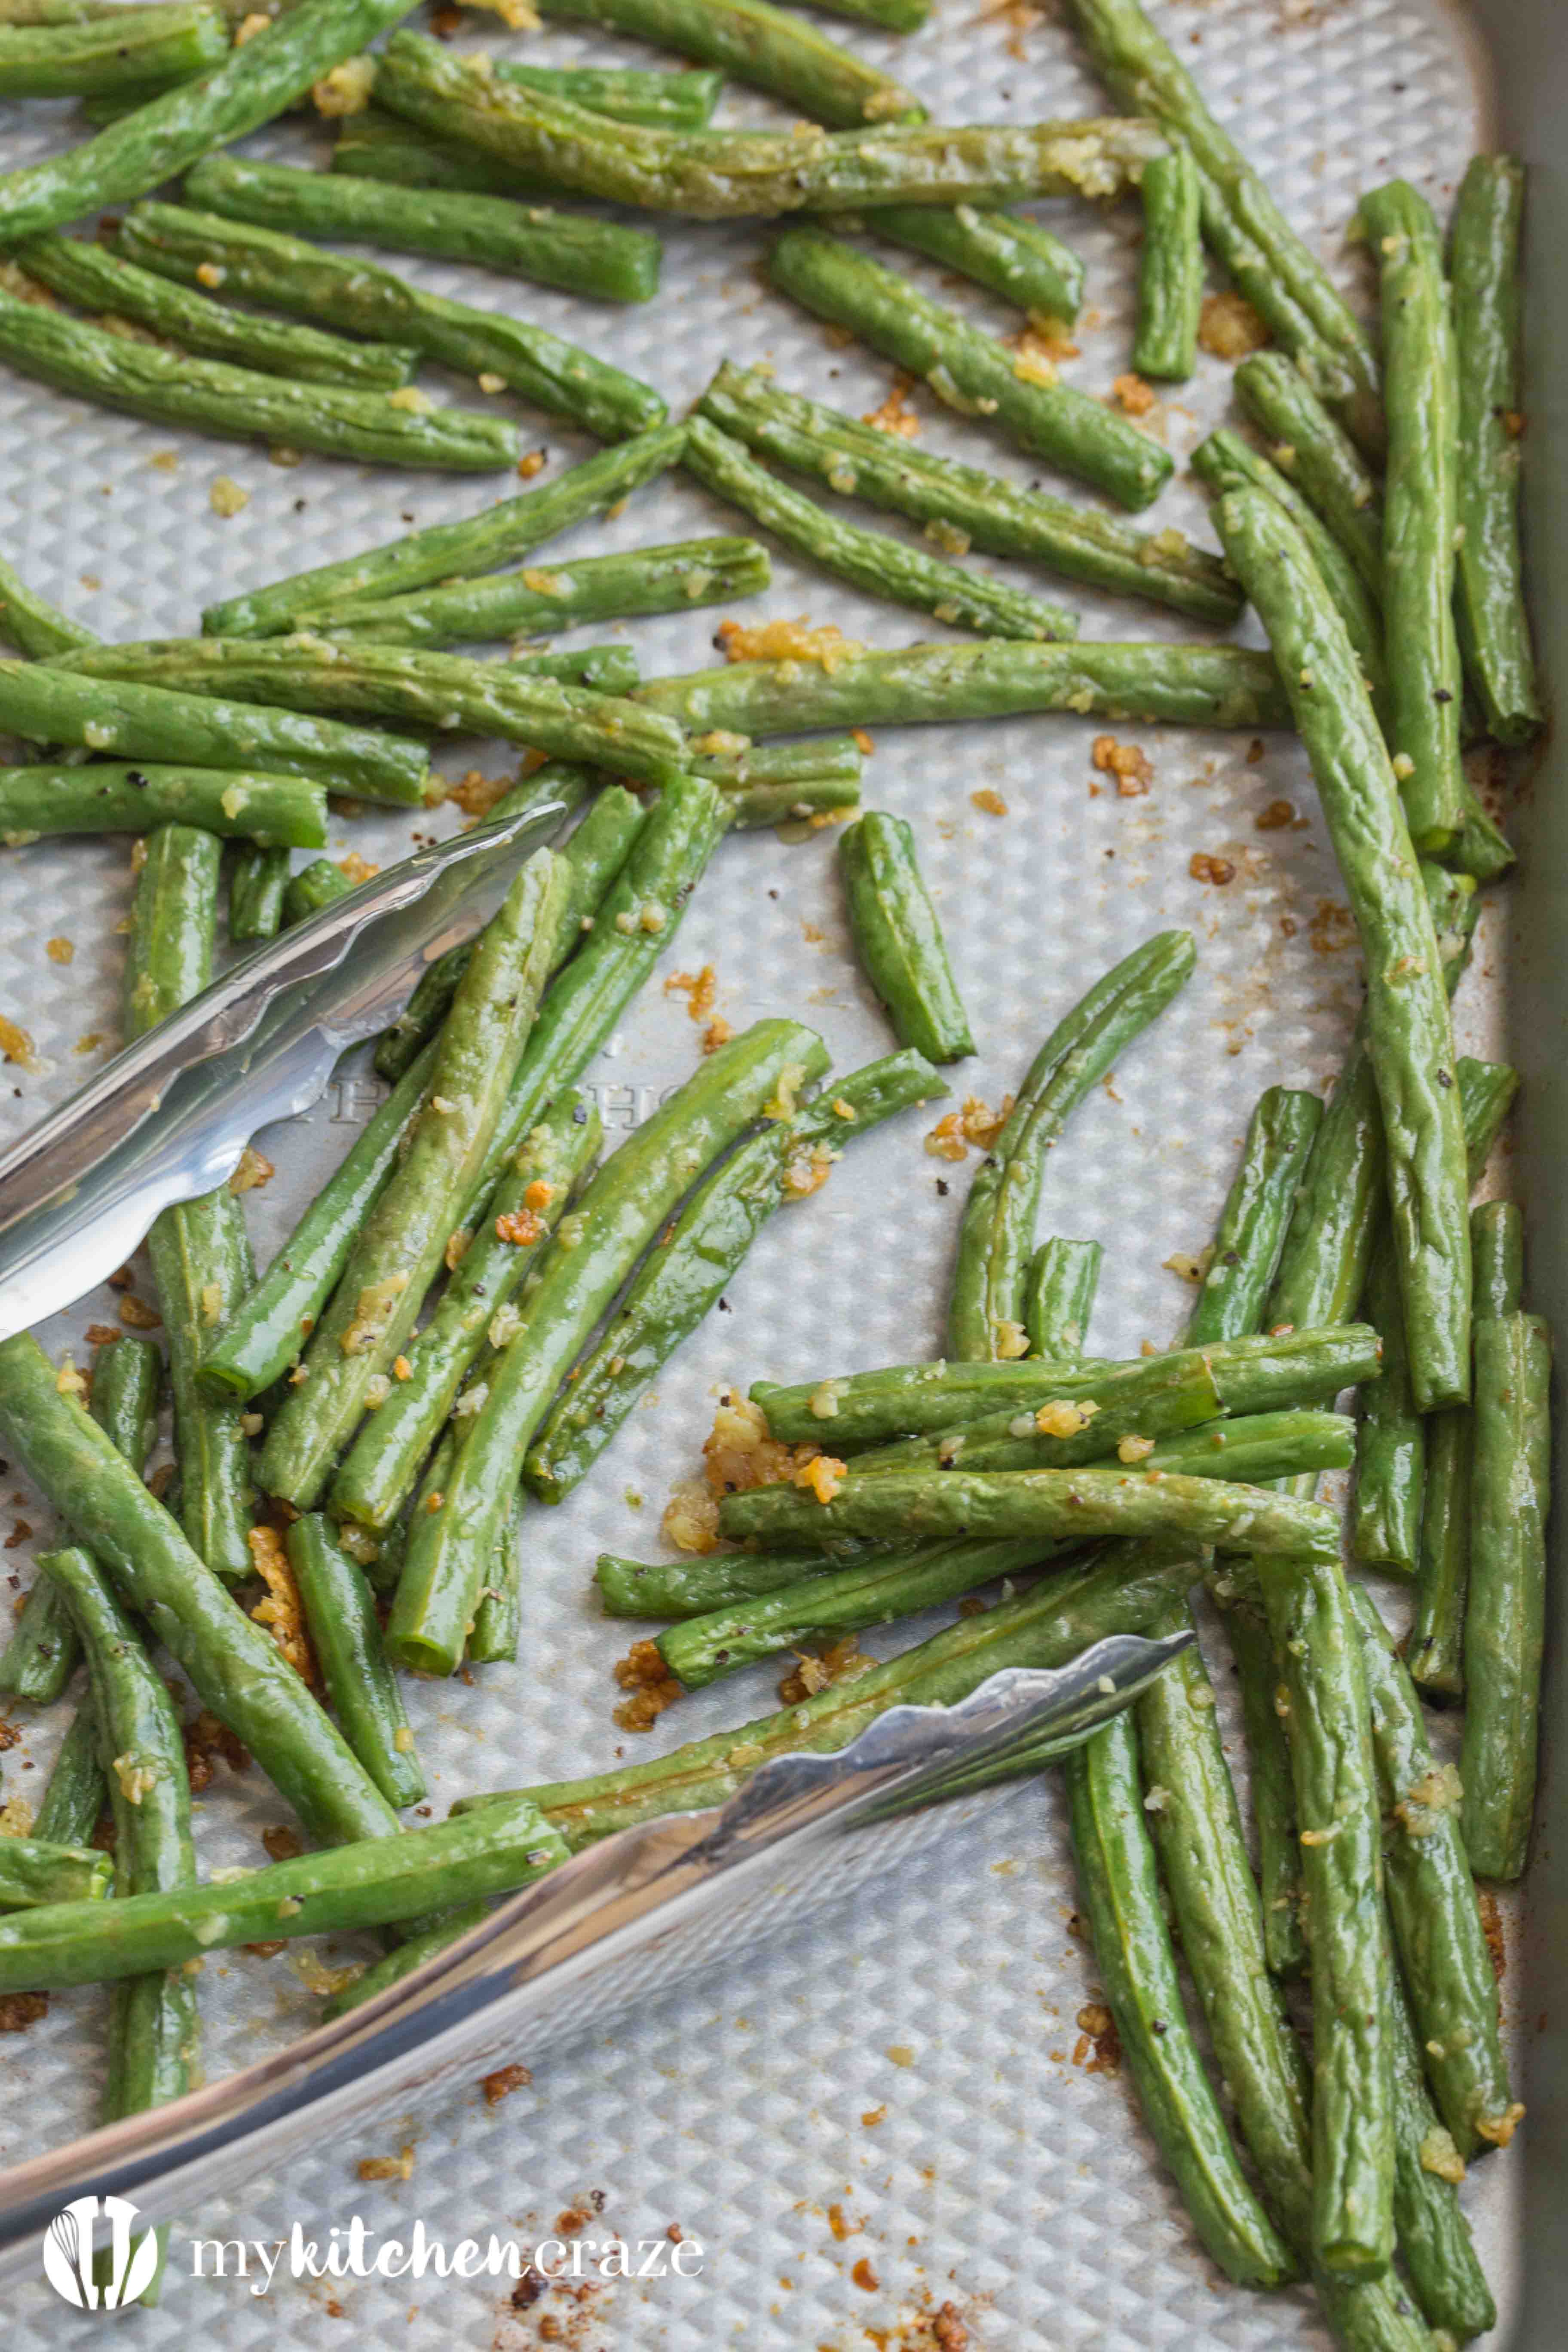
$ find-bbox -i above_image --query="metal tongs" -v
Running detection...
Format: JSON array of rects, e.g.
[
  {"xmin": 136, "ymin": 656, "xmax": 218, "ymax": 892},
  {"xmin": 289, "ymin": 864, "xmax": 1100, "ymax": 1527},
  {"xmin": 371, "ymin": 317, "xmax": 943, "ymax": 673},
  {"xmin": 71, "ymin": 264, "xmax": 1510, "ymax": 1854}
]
[
  {"xmin": 0, "ymin": 1629, "xmax": 1189, "ymax": 2280},
  {"xmin": 0, "ymin": 796, "xmax": 567, "ymax": 1341}
]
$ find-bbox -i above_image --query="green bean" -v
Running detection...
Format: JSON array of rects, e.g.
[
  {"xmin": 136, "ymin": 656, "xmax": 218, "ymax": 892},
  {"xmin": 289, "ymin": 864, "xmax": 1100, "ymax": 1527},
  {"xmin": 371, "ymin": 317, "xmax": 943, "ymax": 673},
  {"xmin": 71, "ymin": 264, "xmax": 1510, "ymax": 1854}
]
[
  {"xmin": 186, "ymin": 152, "xmax": 662, "ymax": 309},
  {"xmin": 1355, "ymin": 183, "xmax": 1466, "ymax": 851},
  {"xmin": 1132, "ymin": 141, "xmax": 1201, "ymax": 379},
  {"xmin": 1066, "ymin": 1711, "xmax": 1297, "ymax": 2286},
  {"xmin": 1265, "ymin": 873, "xmax": 1480, "ymax": 1337},
  {"xmin": 721, "ymin": 1462, "xmax": 1341, "ymax": 1559},
  {"xmin": 119, "ymin": 199, "xmax": 664, "ymax": 445},
  {"xmin": 526, "ymin": 1050, "xmax": 941, "ymax": 1508},
  {"xmin": 838, "ymin": 815, "xmax": 972, "ymax": 1062},
  {"xmin": 0, "ymin": 0, "xmax": 427, "ymax": 243},
  {"xmin": 685, "ymin": 416, "xmax": 1078, "ymax": 645},
  {"xmin": 452, "ymin": 772, "xmax": 728, "ymax": 1209},
  {"xmin": 203, "ymin": 424, "xmax": 686, "ymax": 640},
  {"xmin": 124, "ymin": 824, "xmax": 258, "ymax": 1585},
  {"xmin": 1351, "ymin": 1238, "xmax": 1424, "ymax": 1575},
  {"xmin": 1443, "ymin": 780, "xmax": 1514, "ymax": 883},
  {"xmin": 698, "ymin": 364, "xmax": 1238, "ymax": 625},
  {"xmin": 949, "ymin": 929, "xmax": 1194, "ymax": 1360},
  {"xmin": 1133, "ymin": 1603, "xmax": 1313, "ymax": 2229},
  {"xmin": 318, "ymin": 534, "xmax": 771, "ymax": 653},
  {"xmin": 475, "ymin": 1540, "xmax": 1197, "ymax": 1845},
  {"xmin": 331, "ymin": 1091, "xmax": 602, "ymax": 1534},
  {"xmin": 494, "ymin": 61, "xmax": 721, "ymax": 130},
  {"xmin": 1384, "ymin": 1954, "xmax": 1496, "ymax": 2341},
  {"xmin": 1210, "ymin": 1572, "xmax": 1306, "ymax": 1978},
  {"xmin": 374, "ymin": 772, "xmax": 627, "ymax": 1081},
  {"xmin": 87, "ymin": 1335, "xmax": 162, "ymax": 1476},
  {"xmin": 755, "ymin": 1323, "xmax": 1378, "ymax": 1450},
  {"xmin": 529, "ymin": 0, "xmax": 923, "ymax": 132},
  {"xmin": 871, "ymin": 205, "xmax": 1083, "ymax": 328},
  {"xmin": 467, "ymin": 1493, "xmax": 525, "ymax": 1666},
  {"xmin": 768, "ymin": 230, "xmax": 1172, "ymax": 510},
  {"xmin": 0, "ymin": 0, "xmax": 223, "ymax": 94},
  {"xmin": 1450, "ymin": 156, "xmax": 1540, "ymax": 744},
  {"xmin": 16, "ymin": 230, "xmax": 418, "ymax": 389},
  {"xmin": 1408, "ymin": 1412, "xmax": 1472, "ymax": 1703},
  {"xmin": 317, "ymin": 1899, "xmax": 492, "ymax": 2018},
  {"xmin": 375, "ymin": 34, "xmax": 1160, "ymax": 222},
  {"xmin": 1470, "ymin": 1200, "xmax": 1522, "ymax": 1320},
  {"xmin": 1347, "ymin": 1581, "xmax": 1515, "ymax": 2159},
  {"xmin": 0, "ymin": 1334, "xmax": 398, "ymax": 1848},
  {"xmin": 227, "ymin": 842, "xmax": 290, "ymax": 940},
  {"xmin": 33, "ymin": 1707, "xmax": 104, "ymax": 1848},
  {"xmin": 0, "ymin": 1837, "xmax": 109, "ymax": 1920},
  {"xmin": 257, "ymin": 849, "xmax": 571, "ymax": 1509},
  {"xmin": 1024, "ymin": 1237, "xmax": 1101, "ymax": 1360},
  {"xmin": 658, "ymin": 1415, "xmax": 1349, "ymax": 1689},
  {"xmin": 847, "ymin": 1349, "xmax": 1224, "ymax": 1479},
  {"xmin": 1461, "ymin": 1311, "xmax": 1552, "ymax": 1882},
  {"xmin": 1062, "ymin": 0, "xmax": 1383, "ymax": 456},
  {"xmin": 0, "ymin": 1329, "xmax": 161, "ymax": 1705},
  {"xmin": 1185, "ymin": 1087, "xmax": 1323, "ymax": 1345},
  {"xmin": 0, "ymin": 658, "xmax": 429, "ymax": 806},
  {"xmin": 0, "ymin": 1795, "xmax": 569, "ymax": 1992},
  {"xmin": 286, "ymin": 1516, "xmax": 422, "ymax": 1810},
  {"xmin": 388, "ymin": 1019, "xmax": 829, "ymax": 1675},
  {"xmin": 58, "ymin": 637, "xmax": 689, "ymax": 790},
  {"xmin": 0, "ymin": 762, "xmax": 327, "ymax": 848},
  {"xmin": 334, "ymin": 108, "xmax": 552, "ymax": 200},
  {"xmin": 0, "ymin": 285, "xmax": 516, "ymax": 472},
  {"xmin": 42, "ymin": 1539, "xmax": 197, "ymax": 2223},
  {"xmin": 690, "ymin": 732, "xmax": 864, "ymax": 792},
  {"xmin": 634, "ymin": 637, "xmax": 1289, "ymax": 738},
  {"xmin": 282, "ymin": 856, "xmax": 351, "ymax": 926},
  {"xmin": 1190, "ymin": 428, "xmax": 1386, "ymax": 716},
  {"xmin": 501, "ymin": 644, "xmax": 642, "ymax": 694},
  {"xmin": 1212, "ymin": 488, "xmax": 1471, "ymax": 1413},
  {"xmin": 1254, "ymin": 1544, "xmax": 1392, "ymax": 2277},
  {"xmin": 718, "ymin": 772, "xmax": 861, "ymax": 829},
  {"xmin": 0, "ymin": 554, "xmax": 98, "ymax": 659},
  {"xmin": 1234, "ymin": 352, "xmax": 1383, "ymax": 601}
]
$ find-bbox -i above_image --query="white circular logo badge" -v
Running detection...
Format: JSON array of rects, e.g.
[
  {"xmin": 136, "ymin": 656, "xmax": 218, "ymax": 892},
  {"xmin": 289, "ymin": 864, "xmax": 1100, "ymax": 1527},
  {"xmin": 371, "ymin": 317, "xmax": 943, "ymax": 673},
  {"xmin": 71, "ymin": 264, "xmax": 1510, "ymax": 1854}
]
[{"xmin": 43, "ymin": 2195, "xmax": 161, "ymax": 2310}]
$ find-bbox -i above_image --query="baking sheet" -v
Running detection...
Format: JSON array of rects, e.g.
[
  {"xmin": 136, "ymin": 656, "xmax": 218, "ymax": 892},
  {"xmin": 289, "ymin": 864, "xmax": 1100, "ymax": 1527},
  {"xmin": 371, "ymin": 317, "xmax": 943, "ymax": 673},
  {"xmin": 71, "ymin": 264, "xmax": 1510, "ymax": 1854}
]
[{"xmin": 0, "ymin": 1, "xmax": 1524, "ymax": 2343}]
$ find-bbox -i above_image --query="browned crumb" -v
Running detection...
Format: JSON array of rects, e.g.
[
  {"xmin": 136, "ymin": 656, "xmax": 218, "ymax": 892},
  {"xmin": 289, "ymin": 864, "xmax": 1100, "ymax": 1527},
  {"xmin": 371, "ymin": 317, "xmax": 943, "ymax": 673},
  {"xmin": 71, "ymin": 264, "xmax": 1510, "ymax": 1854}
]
[
  {"xmin": 664, "ymin": 965, "xmax": 719, "ymax": 1027},
  {"xmin": 495, "ymin": 1206, "xmax": 545, "ymax": 1247},
  {"xmin": 228, "ymin": 1145, "xmax": 274, "ymax": 1194},
  {"xmin": 511, "ymin": 2266, "xmax": 549, "ymax": 2310},
  {"xmin": 1477, "ymin": 1888, "xmax": 1505, "ymax": 1981},
  {"xmin": 861, "ymin": 2104, "xmax": 887, "ymax": 2127},
  {"xmin": 1111, "ymin": 372, "xmax": 1156, "ymax": 416},
  {"xmin": 1255, "ymin": 797, "xmax": 1295, "ymax": 830},
  {"xmin": 716, "ymin": 616, "xmax": 862, "ymax": 671},
  {"xmin": 356, "ymin": 2144, "xmax": 416, "ymax": 2183},
  {"xmin": 0, "ymin": 1717, "xmax": 20, "ymax": 1753},
  {"xmin": 84, "ymin": 1323, "xmax": 120, "ymax": 1348},
  {"xmin": 0, "ymin": 1992, "xmax": 48, "ymax": 2031},
  {"xmin": 0, "ymin": 1015, "xmax": 42, "ymax": 1072},
  {"xmin": 778, "ymin": 1633, "xmax": 873, "ymax": 1705},
  {"xmin": 336, "ymin": 851, "xmax": 378, "ymax": 886},
  {"xmin": 1091, "ymin": 735, "xmax": 1153, "ymax": 796},
  {"xmin": 555, "ymin": 2205, "xmax": 593, "ymax": 2237},
  {"xmin": 1189, "ymin": 851, "xmax": 1236, "ymax": 886},
  {"xmin": 1072, "ymin": 2000, "xmax": 1122, "ymax": 2073},
  {"xmin": 661, "ymin": 1388, "xmax": 827, "ymax": 1555},
  {"xmin": 117, "ymin": 1293, "xmax": 161, "ymax": 1329},
  {"xmin": 107, "ymin": 1264, "xmax": 136, "ymax": 1291},
  {"xmin": 517, "ymin": 448, "xmax": 547, "ymax": 479},
  {"xmin": 445, "ymin": 767, "xmax": 514, "ymax": 818},
  {"xmin": 247, "ymin": 1525, "xmax": 316, "ymax": 1682},
  {"xmin": 932, "ymin": 2301, "xmax": 970, "ymax": 2350},
  {"xmin": 971, "ymin": 787, "xmax": 1008, "ymax": 816},
  {"xmin": 183, "ymin": 1709, "xmax": 248, "ymax": 1793},
  {"xmin": 45, "ymin": 936, "xmax": 73, "ymax": 965},
  {"xmin": 792, "ymin": 1453, "xmax": 846, "ymax": 1505},
  {"xmin": 261, "ymin": 1823, "xmax": 303, "ymax": 1864},
  {"xmin": 781, "ymin": 1142, "xmax": 833, "ymax": 1199},
  {"xmin": 851, "ymin": 2257, "xmax": 880, "ymax": 2291},
  {"xmin": 612, "ymin": 1639, "xmax": 683, "ymax": 1733},
  {"xmin": 702, "ymin": 1017, "xmax": 734, "ymax": 1055},
  {"xmin": 208, "ymin": 475, "xmax": 248, "ymax": 519},
  {"xmin": 5, "ymin": 1522, "xmax": 32, "ymax": 1550},
  {"xmin": 861, "ymin": 375, "xmax": 920, "ymax": 438},
  {"xmin": 924, "ymin": 1094, "xmax": 1013, "ymax": 1163},
  {"xmin": 1307, "ymin": 899, "xmax": 1356, "ymax": 955},
  {"xmin": 1198, "ymin": 291, "xmax": 1271, "ymax": 359},
  {"xmin": 73, "ymin": 1031, "xmax": 105, "ymax": 1057},
  {"xmin": 852, "ymin": 729, "xmax": 875, "ymax": 755},
  {"xmin": 480, "ymin": 2061, "xmax": 532, "ymax": 2106}
]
